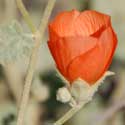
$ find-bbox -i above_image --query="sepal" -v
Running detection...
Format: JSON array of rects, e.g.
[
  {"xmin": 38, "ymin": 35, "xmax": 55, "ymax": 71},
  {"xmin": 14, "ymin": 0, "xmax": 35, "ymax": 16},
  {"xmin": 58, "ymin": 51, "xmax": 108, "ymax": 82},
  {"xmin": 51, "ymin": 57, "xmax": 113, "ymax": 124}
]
[
  {"xmin": 70, "ymin": 71, "xmax": 114, "ymax": 104},
  {"xmin": 56, "ymin": 71, "xmax": 114, "ymax": 107}
]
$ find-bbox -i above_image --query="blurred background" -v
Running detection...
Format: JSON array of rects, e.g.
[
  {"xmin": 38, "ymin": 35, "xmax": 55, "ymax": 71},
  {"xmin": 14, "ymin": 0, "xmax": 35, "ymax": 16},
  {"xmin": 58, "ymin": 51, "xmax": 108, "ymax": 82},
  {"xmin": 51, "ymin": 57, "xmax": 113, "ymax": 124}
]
[{"xmin": 0, "ymin": 0, "xmax": 125, "ymax": 125}]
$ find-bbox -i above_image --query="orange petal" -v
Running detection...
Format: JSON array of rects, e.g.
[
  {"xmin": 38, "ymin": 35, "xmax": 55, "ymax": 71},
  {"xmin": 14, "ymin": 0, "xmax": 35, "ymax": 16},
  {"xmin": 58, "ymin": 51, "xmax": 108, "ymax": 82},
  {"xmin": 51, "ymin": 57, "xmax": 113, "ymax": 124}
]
[
  {"xmin": 49, "ymin": 10, "xmax": 80, "ymax": 40},
  {"xmin": 99, "ymin": 27, "xmax": 117, "ymax": 71},
  {"xmin": 74, "ymin": 10, "xmax": 110, "ymax": 36},
  {"xmin": 49, "ymin": 10, "xmax": 110, "ymax": 39},
  {"xmin": 48, "ymin": 36, "xmax": 97, "ymax": 78},
  {"xmin": 67, "ymin": 27, "xmax": 117, "ymax": 85}
]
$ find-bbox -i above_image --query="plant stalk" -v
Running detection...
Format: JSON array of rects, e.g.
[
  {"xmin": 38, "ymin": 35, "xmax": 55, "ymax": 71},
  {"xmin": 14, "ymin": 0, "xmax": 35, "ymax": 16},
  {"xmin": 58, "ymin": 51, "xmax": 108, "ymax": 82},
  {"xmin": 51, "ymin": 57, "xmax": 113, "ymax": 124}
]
[
  {"xmin": 16, "ymin": 0, "xmax": 56, "ymax": 125},
  {"xmin": 54, "ymin": 103, "xmax": 85, "ymax": 125},
  {"xmin": 16, "ymin": 0, "xmax": 37, "ymax": 33}
]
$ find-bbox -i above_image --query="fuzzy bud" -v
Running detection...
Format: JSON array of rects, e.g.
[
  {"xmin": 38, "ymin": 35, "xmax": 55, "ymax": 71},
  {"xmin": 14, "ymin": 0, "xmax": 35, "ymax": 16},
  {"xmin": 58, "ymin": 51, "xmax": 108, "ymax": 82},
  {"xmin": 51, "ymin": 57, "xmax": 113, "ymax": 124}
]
[{"xmin": 56, "ymin": 87, "xmax": 71, "ymax": 103}]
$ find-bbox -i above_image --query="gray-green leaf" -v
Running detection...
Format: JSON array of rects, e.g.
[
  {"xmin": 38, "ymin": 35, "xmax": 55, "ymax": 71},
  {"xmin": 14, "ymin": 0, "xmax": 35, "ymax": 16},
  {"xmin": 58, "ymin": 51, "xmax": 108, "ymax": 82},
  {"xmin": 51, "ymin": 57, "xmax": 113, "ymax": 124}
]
[{"xmin": 0, "ymin": 21, "xmax": 34, "ymax": 65}]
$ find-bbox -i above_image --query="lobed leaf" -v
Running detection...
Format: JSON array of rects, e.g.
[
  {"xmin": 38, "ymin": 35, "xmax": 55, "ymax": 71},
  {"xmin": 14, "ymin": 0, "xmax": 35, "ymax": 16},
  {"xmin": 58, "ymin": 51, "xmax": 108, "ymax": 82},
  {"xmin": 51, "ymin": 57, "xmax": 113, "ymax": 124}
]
[{"xmin": 0, "ymin": 21, "xmax": 34, "ymax": 65}]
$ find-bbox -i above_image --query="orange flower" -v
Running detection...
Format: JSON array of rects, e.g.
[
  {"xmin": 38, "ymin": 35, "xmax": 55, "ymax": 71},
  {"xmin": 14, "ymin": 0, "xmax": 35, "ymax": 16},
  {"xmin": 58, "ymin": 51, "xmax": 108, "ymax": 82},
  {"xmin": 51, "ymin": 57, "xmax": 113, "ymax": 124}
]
[{"xmin": 48, "ymin": 10, "xmax": 117, "ymax": 85}]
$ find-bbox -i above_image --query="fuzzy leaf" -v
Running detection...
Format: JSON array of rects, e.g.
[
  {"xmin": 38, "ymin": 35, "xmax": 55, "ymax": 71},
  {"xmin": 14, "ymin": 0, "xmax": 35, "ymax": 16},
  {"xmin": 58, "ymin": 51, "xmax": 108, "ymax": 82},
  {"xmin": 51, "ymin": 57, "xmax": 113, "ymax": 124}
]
[{"xmin": 0, "ymin": 21, "xmax": 34, "ymax": 65}]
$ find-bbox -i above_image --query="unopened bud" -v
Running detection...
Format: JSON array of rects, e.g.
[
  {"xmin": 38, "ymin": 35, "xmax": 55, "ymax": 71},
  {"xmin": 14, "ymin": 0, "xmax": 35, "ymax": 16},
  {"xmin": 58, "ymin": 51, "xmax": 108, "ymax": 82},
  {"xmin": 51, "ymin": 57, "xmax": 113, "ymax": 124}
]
[{"xmin": 56, "ymin": 87, "xmax": 71, "ymax": 103}]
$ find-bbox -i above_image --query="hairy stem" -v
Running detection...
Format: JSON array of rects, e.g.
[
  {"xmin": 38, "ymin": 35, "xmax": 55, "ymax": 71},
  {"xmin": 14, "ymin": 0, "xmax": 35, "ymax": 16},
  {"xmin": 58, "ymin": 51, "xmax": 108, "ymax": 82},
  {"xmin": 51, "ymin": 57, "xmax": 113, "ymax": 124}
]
[
  {"xmin": 54, "ymin": 103, "xmax": 85, "ymax": 125},
  {"xmin": 16, "ymin": 0, "xmax": 56, "ymax": 125},
  {"xmin": 39, "ymin": 0, "xmax": 56, "ymax": 35},
  {"xmin": 16, "ymin": 33, "xmax": 40, "ymax": 125},
  {"xmin": 16, "ymin": 0, "xmax": 37, "ymax": 33}
]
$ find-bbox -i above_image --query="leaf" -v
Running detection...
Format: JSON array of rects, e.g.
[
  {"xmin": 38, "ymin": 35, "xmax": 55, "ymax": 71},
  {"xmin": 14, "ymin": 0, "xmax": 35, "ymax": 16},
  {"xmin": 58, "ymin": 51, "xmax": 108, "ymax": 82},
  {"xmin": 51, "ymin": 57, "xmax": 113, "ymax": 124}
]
[{"xmin": 0, "ymin": 21, "xmax": 34, "ymax": 65}]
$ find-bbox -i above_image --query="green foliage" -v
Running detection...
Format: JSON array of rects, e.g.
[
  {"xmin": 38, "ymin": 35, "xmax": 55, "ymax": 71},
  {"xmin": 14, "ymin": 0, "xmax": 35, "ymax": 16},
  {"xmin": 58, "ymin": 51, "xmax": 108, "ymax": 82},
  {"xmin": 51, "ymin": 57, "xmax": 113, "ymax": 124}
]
[{"xmin": 0, "ymin": 21, "xmax": 34, "ymax": 65}]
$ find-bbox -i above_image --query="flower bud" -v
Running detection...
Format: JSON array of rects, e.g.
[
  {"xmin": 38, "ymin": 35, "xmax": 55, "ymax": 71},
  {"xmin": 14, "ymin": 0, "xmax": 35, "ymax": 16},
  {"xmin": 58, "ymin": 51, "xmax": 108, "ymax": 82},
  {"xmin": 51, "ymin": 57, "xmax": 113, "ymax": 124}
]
[{"xmin": 57, "ymin": 87, "xmax": 71, "ymax": 103}]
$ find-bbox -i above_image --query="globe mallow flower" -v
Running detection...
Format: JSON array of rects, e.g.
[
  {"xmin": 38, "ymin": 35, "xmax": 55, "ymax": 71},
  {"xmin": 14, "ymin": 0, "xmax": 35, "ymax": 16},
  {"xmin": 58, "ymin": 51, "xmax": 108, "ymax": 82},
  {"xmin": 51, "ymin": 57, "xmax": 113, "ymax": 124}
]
[{"xmin": 48, "ymin": 10, "xmax": 117, "ymax": 85}]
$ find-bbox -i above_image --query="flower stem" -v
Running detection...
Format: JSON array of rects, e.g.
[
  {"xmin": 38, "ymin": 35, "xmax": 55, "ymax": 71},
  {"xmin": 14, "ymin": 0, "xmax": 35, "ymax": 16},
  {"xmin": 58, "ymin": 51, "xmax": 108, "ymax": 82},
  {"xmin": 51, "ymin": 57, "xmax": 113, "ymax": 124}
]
[
  {"xmin": 54, "ymin": 103, "xmax": 85, "ymax": 125},
  {"xmin": 16, "ymin": 0, "xmax": 56, "ymax": 125},
  {"xmin": 39, "ymin": 0, "xmax": 56, "ymax": 35},
  {"xmin": 16, "ymin": 0, "xmax": 37, "ymax": 33},
  {"xmin": 16, "ymin": 33, "xmax": 41, "ymax": 125}
]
